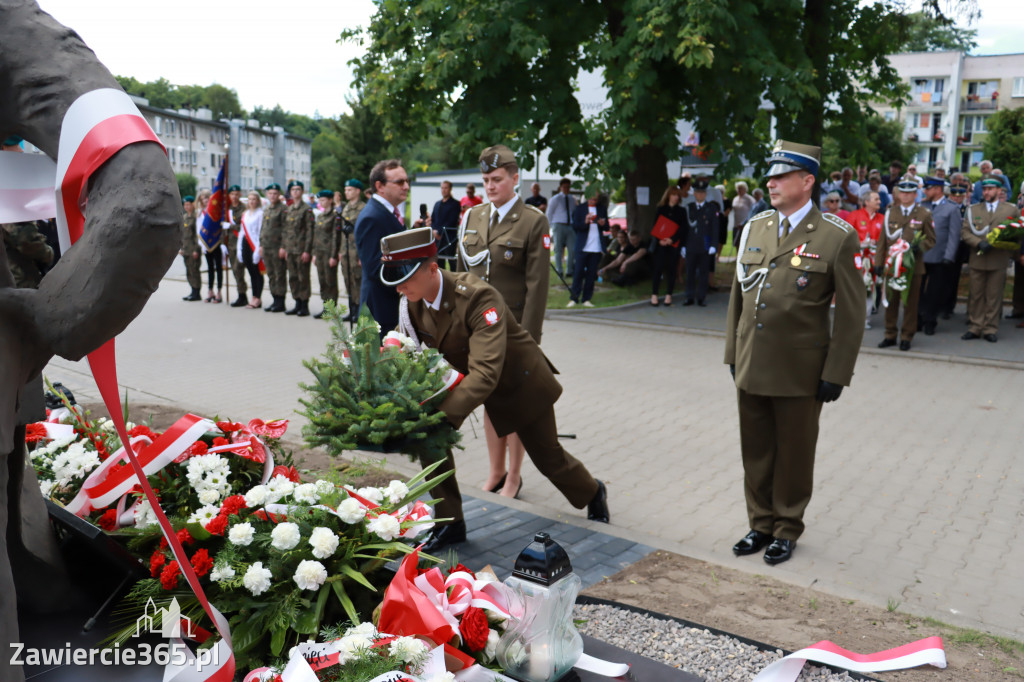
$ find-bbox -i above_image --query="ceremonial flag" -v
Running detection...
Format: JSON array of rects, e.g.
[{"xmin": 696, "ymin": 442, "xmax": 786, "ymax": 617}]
[{"xmin": 200, "ymin": 158, "xmax": 226, "ymax": 251}]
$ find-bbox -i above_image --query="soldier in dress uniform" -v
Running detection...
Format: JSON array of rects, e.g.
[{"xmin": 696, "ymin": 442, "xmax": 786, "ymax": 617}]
[
  {"xmin": 261, "ymin": 183, "xmax": 288, "ymax": 313},
  {"xmin": 682, "ymin": 179, "xmax": 719, "ymax": 306},
  {"xmin": 380, "ymin": 227, "xmax": 609, "ymax": 553},
  {"xmin": 960, "ymin": 175, "xmax": 1022, "ymax": 342},
  {"xmin": 312, "ymin": 189, "xmax": 340, "ymax": 319},
  {"xmin": 283, "ymin": 180, "xmax": 314, "ymax": 317},
  {"xmin": 225, "ymin": 184, "xmax": 249, "ymax": 307},
  {"xmin": 725, "ymin": 140, "xmax": 865, "ymax": 565},
  {"xmin": 458, "ymin": 145, "xmax": 552, "ymax": 498},
  {"xmin": 874, "ymin": 176, "xmax": 935, "ymax": 351},
  {"xmin": 180, "ymin": 195, "xmax": 202, "ymax": 301},
  {"xmin": 339, "ymin": 179, "xmax": 365, "ymax": 322},
  {"xmin": 919, "ymin": 176, "xmax": 961, "ymax": 335}
]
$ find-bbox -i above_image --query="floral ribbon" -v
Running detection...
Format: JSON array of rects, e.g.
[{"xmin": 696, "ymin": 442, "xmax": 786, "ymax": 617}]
[{"xmin": 751, "ymin": 636, "xmax": 946, "ymax": 681}]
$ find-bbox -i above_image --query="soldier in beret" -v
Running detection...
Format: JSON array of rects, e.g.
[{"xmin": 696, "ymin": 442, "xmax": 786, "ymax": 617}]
[
  {"xmin": 225, "ymin": 184, "xmax": 250, "ymax": 307},
  {"xmin": 313, "ymin": 189, "xmax": 340, "ymax": 318},
  {"xmin": 380, "ymin": 227, "xmax": 609, "ymax": 553},
  {"xmin": 283, "ymin": 180, "xmax": 315, "ymax": 317},
  {"xmin": 339, "ymin": 179, "xmax": 365, "ymax": 322},
  {"xmin": 261, "ymin": 183, "xmax": 288, "ymax": 312},
  {"xmin": 725, "ymin": 140, "xmax": 865, "ymax": 565},
  {"xmin": 180, "ymin": 195, "xmax": 202, "ymax": 301}
]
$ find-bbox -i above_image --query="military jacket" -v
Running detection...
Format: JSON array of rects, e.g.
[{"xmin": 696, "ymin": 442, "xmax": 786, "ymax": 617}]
[
  {"xmin": 684, "ymin": 201, "xmax": 719, "ymax": 254},
  {"xmin": 313, "ymin": 208, "xmax": 340, "ymax": 256},
  {"xmin": 341, "ymin": 199, "xmax": 366, "ymax": 228},
  {"xmin": 283, "ymin": 201, "xmax": 315, "ymax": 254},
  {"xmin": 403, "ymin": 271, "xmax": 560, "ymax": 437},
  {"xmin": 1, "ymin": 221, "xmax": 53, "ymax": 288},
  {"xmin": 874, "ymin": 204, "xmax": 936, "ymax": 276},
  {"xmin": 261, "ymin": 201, "xmax": 286, "ymax": 251},
  {"xmin": 181, "ymin": 210, "xmax": 199, "ymax": 253},
  {"xmin": 725, "ymin": 206, "xmax": 865, "ymax": 397},
  {"xmin": 226, "ymin": 202, "xmax": 244, "ymax": 248},
  {"xmin": 961, "ymin": 201, "xmax": 1021, "ymax": 271},
  {"xmin": 457, "ymin": 197, "xmax": 550, "ymax": 342}
]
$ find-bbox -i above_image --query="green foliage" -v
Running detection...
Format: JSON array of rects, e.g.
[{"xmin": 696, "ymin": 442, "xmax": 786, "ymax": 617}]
[
  {"xmin": 115, "ymin": 75, "xmax": 243, "ymax": 120},
  {"xmin": 821, "ymin": 113, "xmax": 919, "ymax": 173},
  {"xmin": 897, "ymin": 11, "xmax": 978, "ymax": 52},
  {"xmin": 983, "ymin": 108, "xmax": 1024, "ymax": 193},
  {"xmin": 252, "ymin": 105, "xmax": 325, "ymax": 139},
  {"xmin": 299, "ymin": 304, "xmax": 461, "ymax": 464},
  {"xmin": 176, "ymin": 172, "xmax": 197, "ymax": 199}
]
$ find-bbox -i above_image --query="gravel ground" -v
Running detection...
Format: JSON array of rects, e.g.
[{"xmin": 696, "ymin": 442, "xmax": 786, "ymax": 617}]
[{"xmin": 575, "ymin": 603, "xmax": 861, "ymax": 682}]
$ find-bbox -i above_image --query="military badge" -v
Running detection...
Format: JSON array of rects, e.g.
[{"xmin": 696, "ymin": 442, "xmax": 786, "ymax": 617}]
[
  {"xmin": 483, "ymin": 307, "xmax": 499, "ymax": 325},
  {"xmin": 504, "ymin": 249, "xmax": 513, "ymax": 261},
  {"xmin": 796, "ymin": 273, "xmax": 809, "ymax": 291},
  {"xmin": 543, "ymin": 234, "xmax": 551, "ymax": 250}
]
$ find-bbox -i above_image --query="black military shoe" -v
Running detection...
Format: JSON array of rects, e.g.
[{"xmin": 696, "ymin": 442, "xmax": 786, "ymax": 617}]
[
  {"xmin": 983, "ymin": 333, "xmax": 998, "ymax": 343},
  {"xmin": 732, "ymin": 530, "xmax": 772, "ymax": 556},
  {"xmin": 183, "ymin": 289, "xmax": 202, "ymax": 301},
  {"xmin": 296, "ymin": 300, "xmax": 310, "ymax": 317},
  {"xmin": 923, "ymin": 324, "xmax": 936, "ymax": 336},
  {"xmin": 285, "ymin": 303, "xmax": 301, "ymax": 315},
  {"xmin": 265, "ymin": 296, "xmax": 285, "ymax": 313},
  {"xmin": 763, "ymin": 538, "xmax": 796, "ymax": 565},
  {"xmin": 961, "ymin": 331, "xmax": 979, "ymax": 340},
  {"xmin": 877, "ymin": 338, "xmax": 897, "ymax": 348},
  {"xmin": 899, "ymin": 340, "xmax": 911, "ymax": 351},
  {"xmin": 314, "ymin": 310, "xmax": 325, "ymax": 319},
  {"xmin": 682, "ymin": 299, "xmax": 695, "ymax": 306},
  {"xmin": 587, "ymin": 480, "xmax": 609, "ymax": 523},
  {"xmin": 421, "ymin": 521, "xmax": 467, "ymax": 555},
  {"xmin": 230, "ymin": 295, "xmax": 247, "ymax": 307}
]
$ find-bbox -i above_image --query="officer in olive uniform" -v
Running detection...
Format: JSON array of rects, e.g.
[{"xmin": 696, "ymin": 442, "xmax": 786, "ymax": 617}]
[
  {"xmin": 180, "ymin": 195, "xmax": 202, "ymax": 301},
  {"xmin": 225, "ymin": 184, "xmax": 249, "ymax": 307},
  {"xmin": 380, "ymin": 227, "xmax": 609, "ymax": 553},
  {"xmin": 725, "ymin": 140, "xmax": 865, "ymax": 566},
  {"xmin": 313, "ymin": 189, "xmax": 341, "ymax": 318},
  {"xmin": 339, "ymin": 179, "xmax": 365, "ymax": 322},
  {"xmin": 283, "ymin": 180, "xmax": 315, "ymax": 317},
  {"xmin": 1, "ymin": 220, "xmax": 53, "ymax": 288},
  {"xmin": 874, "ymin": 176, "xmax": 936, "ymax": 351},
  {"xmin": 683, "ymin": 179, "xmax": 720, "ymax": 306},
  {"xmin": 960, "ymin": 176, "xmax": 1022, "ymax": 342},
  {"xmin": 261, "ymin": 183, "xmax": 288, "ymax": 312}
]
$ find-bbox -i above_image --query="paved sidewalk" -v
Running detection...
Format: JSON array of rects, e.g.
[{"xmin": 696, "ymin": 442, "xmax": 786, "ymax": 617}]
[{"xmin": 45, "ymin": 263, "xmax": 1024, "ymax": 640}]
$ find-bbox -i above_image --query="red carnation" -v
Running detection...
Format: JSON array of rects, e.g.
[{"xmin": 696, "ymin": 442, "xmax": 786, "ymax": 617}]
[
  {"xmin": 206, "ymin": 514, "xmax": 229, "ymax": 536},
  {"xmin": 247, "ymin": 418, "xmax": 289, "ymax": 439},
  {"xmin": 25, "ymin": 423, "xmax": 49, "ymax": 444},
  {"xmin": 212, "ymin": 436, "xmax": 230, "ymax": 447},
  {"xmin": 174, "ymin": 440, "xmax": 208, "ymax": 463},
  {"xmin": 215, "ymin": 421, "xmax": 244, "ymax": 433},
  {"xmin": 150, "ymin": 551, "xmax": 166, "ymax": 578},
  {"xmin": 159, "ymin": 536, "xmax": 169, "ymax": 550},
  {"xmin": 220, "ymin": 495, "xmax": 246, "ymax": 517},
  {"xmin": 190, "ymin": 549, "xmax": 214, "ymax": 577},
  {"xmin": 272, "ymin": 465, "xmax": 301, "ymax": 483},
  {"xmin": 97, "ymin": 509, "xmax": 118, "ymax": 531},
  {"xmin": 160, "ymin": 561, "xmax": 180, "ymax": 590},
  {"xmin": 448, "ymin": 563, "xmax": 475, "ymax": 578},
  {"xmin": 128, "ymin": 424, "xmax": 157, "ymax": 441},
  {"xmin": 176, "ymin": 528, "xmax": 194, "ymax": 546},
  {"xmin": 458, "ymin": 606, "xmax": 489, "ymax": 652}
]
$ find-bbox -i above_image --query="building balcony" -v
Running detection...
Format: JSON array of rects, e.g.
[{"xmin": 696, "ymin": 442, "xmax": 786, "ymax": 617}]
[{"xmin": 962, "ymin": 97, "xmax": 998, "ymax": 111}]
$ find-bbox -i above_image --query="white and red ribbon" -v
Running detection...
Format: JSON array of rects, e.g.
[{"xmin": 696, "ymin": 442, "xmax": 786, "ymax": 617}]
[{"xmin": 752, "ymin": 636, "xmax": 946, "ymax": 681}]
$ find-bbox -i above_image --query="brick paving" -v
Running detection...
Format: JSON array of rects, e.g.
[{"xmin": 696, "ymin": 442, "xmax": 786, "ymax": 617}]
[{"xmin": 44, "ymin": 261, "xmax": 1024, "ymax": 640}]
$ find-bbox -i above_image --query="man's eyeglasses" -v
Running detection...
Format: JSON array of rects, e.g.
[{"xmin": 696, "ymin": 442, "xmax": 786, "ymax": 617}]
[{"xmin": 386, "ymin": 178, "xmax": 410, "ymax": 186}]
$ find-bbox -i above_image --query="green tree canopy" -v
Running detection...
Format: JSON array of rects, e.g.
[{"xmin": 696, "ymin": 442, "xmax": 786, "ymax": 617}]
[
  {"xmin": 898, "ymin": 11, "xmax": 978, "ymax": 52},
  {"xmin": 983, "ymin": 107, "xmax": 1024, "ymax": 192},
  {"xmin": 175, "ymin": 172, "xmax": 197, "ymax": 199},
  {"xmin": 114, "ymin": 76, "xmax": 244, "ymax": 120},
  {"xmin": 821, "ymin": 114, "xmax": 919, "ymax": 175}
]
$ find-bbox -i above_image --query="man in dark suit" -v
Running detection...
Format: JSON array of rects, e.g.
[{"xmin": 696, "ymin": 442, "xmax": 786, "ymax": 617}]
[
  {"xmin": 569, "ymin": 188, "xmax": 608, "ymax": 307},
  {"xmin": 683, "ymin": 179, "xmax": 719, "ymax": 306},
  {"xmin": 355, "ymin": 159, "xmax": 408, "ymax": 338},
  {"xmin": 919, "ymin": 176, "xmax": 961, "ymax": 335}
]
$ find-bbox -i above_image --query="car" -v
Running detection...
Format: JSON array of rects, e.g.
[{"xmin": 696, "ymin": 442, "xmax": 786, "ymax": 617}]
[{"xmin": 608, "ymin": 202, "xmax": 627, "ymax": 232}]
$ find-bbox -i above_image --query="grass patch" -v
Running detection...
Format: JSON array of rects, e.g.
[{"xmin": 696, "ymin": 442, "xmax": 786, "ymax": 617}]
[
  {"xmin": 921, "ymin": 617, "xmax": 1024, "ymax": 657},
  {"xmin": 545, "ymin": 261, "xmax": 737, "ymax": 309}
]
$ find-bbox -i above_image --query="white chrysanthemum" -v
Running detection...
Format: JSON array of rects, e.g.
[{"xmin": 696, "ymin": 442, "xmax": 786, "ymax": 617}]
[
  {"xmin": 188, "ymin": 504, "xmax": 221, "ymax": 527},
  {"xmin": 266, "ymin": 475, "xmax": 295, "ymax": 503},
  {"xmin": 383, "ymin": 330, "xmax": 417, "ymax": 352},
  {"xmin": 367, "ymin": 513, "xmax": 401, "ymax": 540},
  {"xmin": 292, "ymin": 560, "xmax": 327, "ymax": 591},
  {"xmin": 390, "ymin": 636, "xmax": 428, "ymax": 664},
  {"xmin": 243, "ymin": 562, "xmax": 272, "ymax": 596},
  {"xmin": 483, "ymin": 629, "xmax": 500, "ymax": 662},
  {"xmin": 334, "ymin": 633, "xmax": 373, "ymax": 664},
  {"xmin": 425, "ymin": 673, "xmax": 455, "ymax": 682},
  {"xmin": 383, "ymin": 480, "xmax": 409, "ymax": 505},
  {"xmin": 198, "ymin": 488, "xmax": 220, "ymax": 505},
  {"xmin": 133, "ymin": 498, "xmax": 158, "ymax": 528},
  {"xmin": 270, "ymin": 522, "xmax": 301, "ymax": 550},
  {"xmin": 314, "ymin": 479, "xmax": 335, "ymax": 496},
  {"xmin": 293, "ymin": 483, "xmax": 319, "ymax": 505},
  {"xmin": 228, "ymin": 522, "xmax": 256, "ymax": 546},
  {"xmin": 210, "ymin": 564, "xmax": 235, "ymax": 583},
  {"xmin": 355, "ymin": 486, "xmax": 384, "ymax": 505},
  {"xmin": 244, "ymin": 485, "xmax": 268, "ymax": 507},
  {"xmin": 308, "ymin": 527, "xmax": 339, "ymax": 559},
  {"xmin": 345, "ymin": 622, "xmax": 377, "ymax": 638},
  {"xmin": 39, "ymin": 479, "xmax": 55, "ymax": 497},
  {"xmin": 336, "ymin": 498, "xmax": 366, "ymax": 524}
]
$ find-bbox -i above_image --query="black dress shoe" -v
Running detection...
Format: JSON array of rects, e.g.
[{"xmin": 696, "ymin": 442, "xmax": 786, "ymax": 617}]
[
  {"xmin": 587, "ymin": 480, "xmax": 609, "ymax": 523},
  {"xmin": 183, "ymin": 290, "xmax": 202, "ymax": 301},
  {"xmin": 923, "ymin": 324, "xmax": 936, "ymax": 336},
  {"xmin": 313, "ymin": 311, "xmax": 325, "ymax": 319},
  {"xmin": 984, "ymin": 333, "xmax": 998, "ymax": 343},
  {"xmin": 941, "ymin": 311, "xmax": 952, "ymax": 320},
  {"xmin": 899, "ymin": 340, "xmax": 911, "ymax": 351},
  {"xmin": 877, "ymin": 338, "xmax": 897, "ymax": 348},
  {"xmin": 682, "ymin": 299, "xmax": 695, "ymax": 306},
  {"xmin": 230, "ymin": 296, "xmax": 247, "ymax": 307},
  {"xmin": 420, "ymin": 521, "xmax": 467, "ymax": 555},
  {"xmin": 697, "ymin": 300, "xmax": 707, "ymax": 307},
  {"xmin": 763, "ymin": 538, "xmax": 796, "ymax": 565},
  {"xmin": 961, "ymin": 331, "xmax": 979, "ymax": 340},
  {"xmin": 732, "ymin": 530, "xmax": 772, "ymax": 556}
]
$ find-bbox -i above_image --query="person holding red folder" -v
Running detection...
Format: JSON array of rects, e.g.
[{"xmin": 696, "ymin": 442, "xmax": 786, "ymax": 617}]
[{"xmin": 649, "ymin": 186, "xmax": 686, "ymax": 306}]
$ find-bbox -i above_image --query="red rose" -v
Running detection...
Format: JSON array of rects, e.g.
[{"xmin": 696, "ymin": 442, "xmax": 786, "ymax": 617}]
[
  {"xmin": 150, "ymin": 551, "xmax": 166, "ymax": 577},
  {"xmin": 459, "ymin": 606, "xmax": 489, "ymax": 652},
  {"xmin": 160, "ymin": 561, "xmax": 180, "ymax": 590},
  {"xmin": 206, "ymin": 514, "xmax": 228, "ymax": 536},
  {"xmin": 128, "ymin": 424, "xmax": 157, "ymax": 441},
  {"xmin": 176, "ymin": 529, "xmax": 194, "ymax": 546},
  {"xmin": 247, "ymin": 418, "xmax": 288, "ymax": 439},
  {"xmin": 220, "ymin": 495, "xmax": 246, "ymax": 517},
  {"xmin": 448, "ymin": 563, "xmax": 475, "ymax": 578},
  {"xmin": 272, "ymin": 465, "xmax": 301, "ymax": 483},
  {"xmin": 215, "ymin": 421, "xmax": 244, "ymax": 433},
  {"xmin": 97, "ymin": 509, "xmax": 118, "ymax": 531},
  {"xmin": 25, "ymin": 423, "xmax": 49, "ymax": 444},
  {"xmin": 190, "ymin": 549, "xmax": 213, "ymax": 577},
  {"xmin": 212, "ymin": 437, "xmax": 230, "ymax": 447}
]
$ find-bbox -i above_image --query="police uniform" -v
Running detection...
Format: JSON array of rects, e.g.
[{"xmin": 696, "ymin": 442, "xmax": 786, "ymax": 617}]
[
  {"xmin": 180, "ymin": 197, "xmax": 202, "ymax": 299},
  {"xmin": 380, "ymin": 228, "xmax": 608, "ymax": 550},
  {"xmin": 960, "ymin": 177, "xmax": 1022, "ymax": 340},
  {"xmin": 313, "ymin": 189, "xmax": 341, "ymax": 313},
  {"xmin": 875, "ymin": 179, "xmax": 936, "ymax": 348},
  {"xmin": 261, "ymin": 184, "xmax": 288, "ymax": 312},
  {"xmin": 339, "ymin": 182, "xmax": 365, "ymax": 317},
  {"xmin": 1, "ymin": 220, "xmax": 53, "ymax": 288},
  {"xmin": 725, "ymin": 140, "xmax": 865, "ymax": 564},
  {"xmin": 284, "ymin": 181, "xmax": 315, "ymax": 316},
  {"xmin": 683, "ymin": 180, "xmax": 719, "ymax": 305},
  {"xmin": 458, "ymin": 145, "xmax": 551, "ymax": 343},
  {"xmin": 225, "ymin": 185, "xmax": 248, "ymax": 304}
]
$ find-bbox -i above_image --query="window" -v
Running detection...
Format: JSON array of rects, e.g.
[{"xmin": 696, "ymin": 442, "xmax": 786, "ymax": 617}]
[
  {"xmin": 1014, "ymin": 77, "xmax": 1024, "ymax": 97},
  {"xmin": 934, "ymin": 78, "xmax": 944, "ymax": 93},
  {"xmin": 200, "ymin": 142, "xmax": 206, "ymax": 151},
  {"xmin": 963, "ymin": 115, "xmax": 988, "ymax": 133},
  {"xmin": 884, "ymin": 111, "xmax": 896, "ymax": 121}
]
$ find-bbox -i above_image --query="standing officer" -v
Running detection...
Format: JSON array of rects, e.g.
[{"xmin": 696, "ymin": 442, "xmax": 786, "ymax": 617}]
[
  {"xmin": 180, "ymin": 195, "xmax": 202, "ymax": 301},
  {"xmin": 725, "ymin": 140, "xmax": 865, "ymax": 565},
  {"xmin": 874, "ymin": 176, "xmax": 935, "ymax": 351},
  {"xmin": 283, "ymin": 180, "xmax": 314, "ymax": 317},
  {"xmin": 312, "ymin": 189, "xmax": 340, "ymax": 318},
  {"xmin": 941, "ymin": 174, "xmax": 971, "ymax": 318},
  {"xmin": 339, "ymin": 179, "xmax": 365, "ymax": 322},
  {"xmin": 380, "ymin": 227, "xmax": 609, "ymax": 553},
  {"xmin": 262, "ymin": 183, "xmax": 288, "ymax": 313},
  {"xmin": 919, "ymin": 176, "xmax": 961, "ymax": 335},
  {"xmin": 225, "ymin": 184, "xmax": 249, "ymax": 307},
  {"xmin": 960, "ymin": 176, "xmax": 1021, "ymax": 342},
  {"xmin": 682, "ymin": 179, "xmax": 719, "ymax": 307},
  {"xmin": 458, "ymin": 144, "xmax": 551, "ymax": 498}
]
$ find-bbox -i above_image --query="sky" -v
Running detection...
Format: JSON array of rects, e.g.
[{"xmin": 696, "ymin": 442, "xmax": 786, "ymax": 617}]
[{"xmin": 33, "ymin": 0, "xmax": 1024, "ymax": 121}]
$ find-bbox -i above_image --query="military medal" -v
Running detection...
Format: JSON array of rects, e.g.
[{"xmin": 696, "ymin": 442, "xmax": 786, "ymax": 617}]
[
  {"xmin": 504, "ymin": 249, "xmax": 513, "ymax": 261},
  {"xmin": 791, "ymin": 256, "xmax": 801, "ymax": 266},
  {"xmin": 796, "ymin": 273, "xmax": 809, "ymax": 290}
]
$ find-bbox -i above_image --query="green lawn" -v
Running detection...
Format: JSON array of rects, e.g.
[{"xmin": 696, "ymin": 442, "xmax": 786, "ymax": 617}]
[{"xmin": 545, "ymin": 261, "xmax": 737, "ymax": 309}]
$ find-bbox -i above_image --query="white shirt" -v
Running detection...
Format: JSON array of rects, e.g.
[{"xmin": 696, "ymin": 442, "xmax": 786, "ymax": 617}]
[
  {"xmin": 583, "ymin": 205, "xmax": 601, "ymax": 253},
  {"xmin": 373, "ymin": 193, "xmax": 404, "ymax": 219},
  {"xmin": 778, "ymin": 200, "xmax": 813, "ymax": 238},
  {"xmin": 489, "ymin": 193, "xmax": 520, "ymax": 225},
  {"xmin": 423, "ymin": 270, "xmax": 444, "ymax": 311},
  {"xmin": 987, "ymin": 202, "xmax": 998, "ymax": 213}
]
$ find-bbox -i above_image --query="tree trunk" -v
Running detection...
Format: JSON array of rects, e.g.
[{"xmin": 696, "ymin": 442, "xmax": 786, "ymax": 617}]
[
  {"xmin": 794, "ymin": 0, "xmax": 828, "ymax": 147},
  {"xmin": 624, "ymin": 143, "xmax": 668, "ymax": 239}
]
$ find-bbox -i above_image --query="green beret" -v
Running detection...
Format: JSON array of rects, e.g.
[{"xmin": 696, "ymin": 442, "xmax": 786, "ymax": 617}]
[
  {"xmin": 288, "ymin": 180, "xmax": 304, "ymax": 191},
  {"xmin": 981, "ymin": 176, "xmax": 1002, "ymax": 187},
  {"xmin": 182, "ymin": 195, "xmax": 195, "ymax": 203},
  {"xmin": 345, "ymin": 179, "xmax": 364, "ymax": 190},
  {"xmin": 265, "ymin": 182, "xmax": 282, "ymax": 192},
  {"xmin": 227, "ymin": 184, "xmax": 241, "ymax": 193},
  {"xmin": 2, "ymin": 135, "xmax": 24, "ymax": 147},
  {"xmin": 317, "ymin": 189, "xmax": 334, "ymax": 198}
]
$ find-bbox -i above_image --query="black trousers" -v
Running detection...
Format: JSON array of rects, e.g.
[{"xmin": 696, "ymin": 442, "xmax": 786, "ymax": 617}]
[
  {"xmin": 241, "ymin": 240, "xmax": 264, "ymax": 299},
  {"xmin": 651, "ymin": 245, "xmax": 680, "ymax": 296},
  {"xmin": 943, "ymin": 243, "xmax": 968, "ymax": 314},
  {"xmin": 685, "ymin": 251, "xmax": 710, "ymax": 301},
  {"xmin": 204, "ymin": 249, "xmax": 223, "ymax": 290},
  {"xmin": 920, "ymin": 262, "xmax": 954, "ymax": 327}
]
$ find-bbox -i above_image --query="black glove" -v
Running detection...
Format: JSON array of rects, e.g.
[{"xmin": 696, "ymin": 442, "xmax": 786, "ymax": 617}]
[
  {"xmin": 729, "ymin": 364, "xmax": 735, "ymax": 378},
  {"xmin": 942, "ymin": 258, "xmax": 954, "ymax": 265},
  {"xmin": 978, "ymin": 241, "xmax": 992, "ymax": 254},
  {"xmin": 816, "ymin": 380, "xmax": 843, "ymax": 403},
  {"xmin": 874, "ymin": 265, "xmax": 885, "ymax": 276}
]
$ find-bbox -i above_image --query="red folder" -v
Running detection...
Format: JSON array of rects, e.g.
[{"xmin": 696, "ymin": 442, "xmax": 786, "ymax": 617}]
[{"xmin": 651, "ymin": 215, "xmax": 679, "ymax": 241}]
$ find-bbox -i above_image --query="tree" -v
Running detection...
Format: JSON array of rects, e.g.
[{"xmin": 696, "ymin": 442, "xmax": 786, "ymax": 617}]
[
  {"xmin": 201, "ymin": 84, "xmax": 243, "ymax": 120},
  {"xmin": 821, "ymin": 114, "xmax": 919, "ymax": 174},
  {"xmin": 898, "ymin": 11, "xmax": 977, "ymax": 51},
  {"xmin": 311, "ymin": 99, "xmax": 395, "ymax": 191},
  {"xmin": 983, "ymin": 107, "xmax": 1024, "ymax": 191},
  {"xmin": 175, "ymin": 172, "xmax": 197, "ymax": 199}
]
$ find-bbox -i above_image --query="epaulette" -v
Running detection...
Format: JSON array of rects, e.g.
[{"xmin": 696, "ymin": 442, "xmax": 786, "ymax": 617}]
[
  {"xmin": 821, "ymin": 212, "xmax": 851, "ymax": 233},
  {"xmin": 524, "ymin": 204, "xmax": 544, "ymax": 215},
  {"xmin": 750, "ymin": 209, "xmax": 775, "ymax": 222},
  {"xmin": 454, "ymin": 280, "xmax": 472, "ymax": 297}
]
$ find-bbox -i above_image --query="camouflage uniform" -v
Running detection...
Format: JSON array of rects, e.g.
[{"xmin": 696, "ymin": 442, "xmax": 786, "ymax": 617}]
[
  {"xmin": 284, "ymin": 200, "xmax": 314, "ymax": 302},
  {"xmin": 313, "ymin": 208, "xmax": 340, "ymax": 305},
  {"xmin": 181, "ymin": 209, "xmax": 202, "ymax": 290},
  {"xmin": 261, "ymin": 201, "xmax": 287, "ymax": 298},
  {"xmin": 226, "ymin": 201, "xmax": 248, "ymax": 298},
  {"xmin": 2, "ymin": 221, "xmax": 53, "ymax": 288},
  {"xmin": 340, "ymin": 199, "xmax": 365, "ymax": 308}
]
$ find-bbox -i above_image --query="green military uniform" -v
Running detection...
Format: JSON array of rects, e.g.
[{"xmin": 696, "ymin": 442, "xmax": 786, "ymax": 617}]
[
  {"xmin": 181, "ymin": 208, "xmax": 202, "ymax": 292},
  {"xmin": 340, "ymin": 198, "xmax": 365, "ymax": 310},
  {"xmin": 284, "ymin": 199, "xmax": 315, "ymax": 305},
  {"xmin": 313, "ymin": 206, "xmax": 340, "ymax": 307},
  {"xmin": 226, "ymin": 199, "xmax": 248, "ymax": 298},
  {"xmin": 261, "ymin": 200, "xmax": 288, "ymax": 300},
  {"xmin": 875, "ymin": 203, "xmax": 936, "ymax": 344},
  {"xmin": 961, "ymin": 198, "xmax": 1021, "ymax": 337},
  {"xmin": 1, "ymin": 221, "xmax": 53, "ymax": 288}
]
